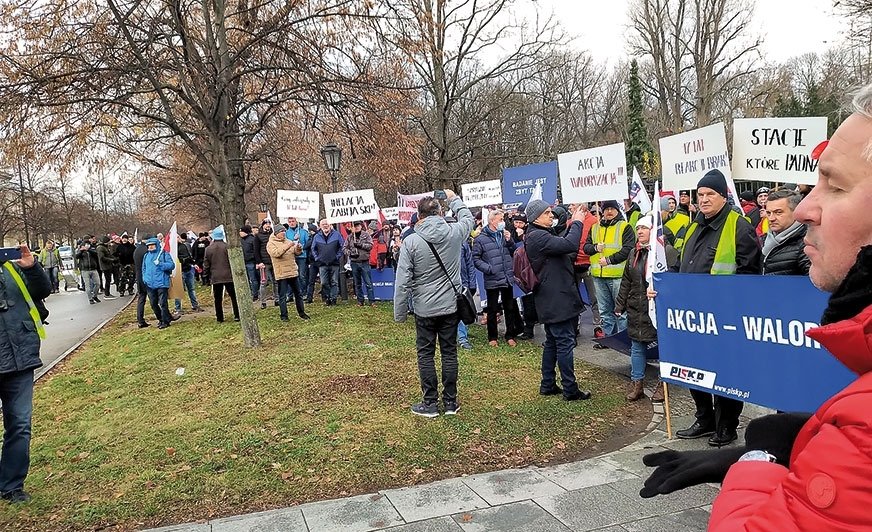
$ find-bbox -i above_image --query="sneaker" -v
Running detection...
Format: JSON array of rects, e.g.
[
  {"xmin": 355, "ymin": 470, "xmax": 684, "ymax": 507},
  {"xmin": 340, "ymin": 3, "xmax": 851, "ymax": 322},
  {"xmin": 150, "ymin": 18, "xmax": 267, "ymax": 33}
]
[
  {"xmin": 93, "ymin": 297, "xmax": 101, "ymax": 303},
  {"xmin": 443, "ymin": 400, "xmax": 460, "ymax": 415},
  {"xmin": 1, "ymin": 489, "xmax": 31, "ymax": 503},
  {"xmin": 89, "ymin": 299, "xmax": 95, "ymax": 305},
  {"xmin": 138, "ymin": 322, "xmax": 150, "ymax": 328},
  {"xmin": 410, "ymin": 401, "xmax": 439, "ymax": 418},
  {"xmin": 459, "ymin": 342, "xmax": 473, "ymax": 350},
  {"xmin": 104, "ymin": 294, "xmax": 117, "ymax": 300},
  {"xmin": 157, "ymin": 322, "xmax": 169, "ymax": 330},
  {"xmin": 517, "ymin": 331, "xmax": 534, "ymax": 340},
  {"xmin": 593, "ymin": 327, "xmax": 605, "ymax": 339},
  {"xmin": 261, "ymin": 302, "xmax": 267, "ymax": 309}
]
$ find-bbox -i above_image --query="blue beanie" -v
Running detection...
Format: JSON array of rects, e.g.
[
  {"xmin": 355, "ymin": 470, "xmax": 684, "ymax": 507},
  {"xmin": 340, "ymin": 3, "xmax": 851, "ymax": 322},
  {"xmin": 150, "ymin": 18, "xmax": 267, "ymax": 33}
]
[{"xmin": 211, "ymin": 225, "xmax": 226, "ymax": 241}]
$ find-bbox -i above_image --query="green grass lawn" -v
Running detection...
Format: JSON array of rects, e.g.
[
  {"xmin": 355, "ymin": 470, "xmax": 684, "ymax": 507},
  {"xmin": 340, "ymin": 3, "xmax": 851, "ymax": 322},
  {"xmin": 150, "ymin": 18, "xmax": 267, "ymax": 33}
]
[{"xmin": 1, "ymin": 292, "xmax": 646, "ymax": 531}]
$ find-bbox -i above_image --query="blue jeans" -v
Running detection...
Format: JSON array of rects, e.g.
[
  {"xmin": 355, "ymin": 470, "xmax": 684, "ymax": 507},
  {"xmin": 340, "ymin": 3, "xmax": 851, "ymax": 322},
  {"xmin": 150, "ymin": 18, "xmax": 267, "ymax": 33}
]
[
  {"xmin": 245, "ymin": 263, "xmax": 260, "ymax": 300},
  {"xmin": 630, "ymin": 340, "xmax": 647, "ymax": 382},
  {"xmin": 174, "ymin": 269, "xmax": 199, "ymax": 311},
  {"xmin": 146, "ymin": 287, "xmax": 171, "ymax": 325},
  {"xmin": 593, "ymin": 277, "xmax": 626, "ymax": 335},
  {"xmin": 540, "ymin": 318, "xmax": 580, "ymax": 397},
  {"xmin": 351, "ymin": 262, "xmax": 374, "ymax": 303},
  {"xmin": 306, "ymin": 262, "xmax": 318, "ymax": 300},
  {"xmin": 457, "ymin": 321, "xmax": 469, "ymax": 345},
  {"xmin": 0, "ymin": 369, "xmax": 34, "ymax": 493},
  {"xmin": 319, "ymin": 264, "xmax": 339, "ymax": 302}
]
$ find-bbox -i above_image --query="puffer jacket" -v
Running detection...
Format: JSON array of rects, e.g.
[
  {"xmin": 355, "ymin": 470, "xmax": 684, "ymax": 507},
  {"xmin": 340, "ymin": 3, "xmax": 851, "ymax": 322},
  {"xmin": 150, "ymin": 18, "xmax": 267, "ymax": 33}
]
[
  {"xmin": 311, "ymin": 229, "xmax": 344, "ymax": 266},
  {"xmin": 709, "ymin": 246, "xmax": 872, "ymax": 530},
  {"xmin": 472, "ymin": 226, "xmax": 515, "ymax": 289},
  {"xmin": 0, "ymin": 261, "xmax": 51, "ymax": 374},
  {"xmin": 763, "ymin": 223, "xmax": 811, "ymax": 276},
  {"xmin": 614, "ymin": 245, "xmax": 679, "ymax": 343},
  {"xmin": 241, "ymin": 234, "xmax": 257, "ymax": 264},
  {"xmin": 267, "ymin": 234, "xmax": 301, "ymax": 280},
  {"xmin": 393, "ymin": 197, "xmax": 474, "ymax": 321},
  {"xmin": 460, "ymin": 240, "xmax": 476, "ymax": 290},
  {"xmin": 141, "ymin": 238, "xmax": 175, "ymax": 289},
  {"xmin": 76, "ymin": 245, "xmax": 100, "ymax": 271},
  {"xmin": 523, "ymin": 221, "xmax": 584, "ymax": 325}
]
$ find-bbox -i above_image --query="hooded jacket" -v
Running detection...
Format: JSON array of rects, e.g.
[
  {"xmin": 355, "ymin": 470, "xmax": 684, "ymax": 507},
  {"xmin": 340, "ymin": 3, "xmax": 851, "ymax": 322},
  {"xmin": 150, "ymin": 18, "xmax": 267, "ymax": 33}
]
[
  {"xmin": 0, "ymin": 261, "xmax": 51, "ymax": 374},
  {"xmin": 472, "ymin": 226, "xmax": 515, "ymax": 289},
  {"xmin": 267, "ymin": 233, "xmax": 302, "ymax": 280},
  {"xmin": 393, "ymin": 197, "xmax": 474, "ymax": 321},
  {"xmin": 709, "ymin": 246, "xmax": 872, "ymax": 531},
  {"xmin": 254, "ymin": 222, "xmax": 274, "ymax": 266},
  {"xmin": 141, "ymin": 238, "xmax": 175, "ymax": 289},
  {"xmin": 116, "ymin": 242, "xmax": 136, "ymax": 266}
]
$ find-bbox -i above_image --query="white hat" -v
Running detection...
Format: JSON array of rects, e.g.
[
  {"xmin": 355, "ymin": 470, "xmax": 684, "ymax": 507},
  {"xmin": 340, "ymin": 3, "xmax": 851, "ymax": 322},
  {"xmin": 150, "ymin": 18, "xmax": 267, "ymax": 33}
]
[{"xmin": 635, "ymin": 215, "xmax": 653, "ymax": 229}]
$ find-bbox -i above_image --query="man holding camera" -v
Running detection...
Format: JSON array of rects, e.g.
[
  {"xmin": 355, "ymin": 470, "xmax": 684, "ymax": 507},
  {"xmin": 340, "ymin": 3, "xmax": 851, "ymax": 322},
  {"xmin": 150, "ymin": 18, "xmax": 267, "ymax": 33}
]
[{"xmin": 0, "ymin": 244, "xmax": 51, "ymax": 503}]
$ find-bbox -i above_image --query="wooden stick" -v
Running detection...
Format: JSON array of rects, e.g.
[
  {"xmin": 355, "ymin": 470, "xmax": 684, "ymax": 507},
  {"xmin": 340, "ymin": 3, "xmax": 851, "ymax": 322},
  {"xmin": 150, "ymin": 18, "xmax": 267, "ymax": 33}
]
[{"xmin": 664, "ymin": 381, "xmax": 673, "ymax": 439}]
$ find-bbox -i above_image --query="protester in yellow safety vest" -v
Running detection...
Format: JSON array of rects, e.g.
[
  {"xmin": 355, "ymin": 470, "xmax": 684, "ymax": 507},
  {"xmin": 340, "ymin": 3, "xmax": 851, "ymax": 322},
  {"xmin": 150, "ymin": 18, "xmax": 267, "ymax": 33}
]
[
  {"xmin": 0, "ymin": 244, "xmax": 52, "ymax": 503},
  {"xmin": 671, "ymin": 169, "xmax": 761, "ymax": 447},
  {"xmin": 661, "ymin": 196, "xmax": 691, "ymax": 251},
  {"xmin": 582, "ymin": 200, "xmax": 636, "ymax": 338},
  {"xmin": 623, "ymin": 199, "xmax": 642, "ymax": 228}
]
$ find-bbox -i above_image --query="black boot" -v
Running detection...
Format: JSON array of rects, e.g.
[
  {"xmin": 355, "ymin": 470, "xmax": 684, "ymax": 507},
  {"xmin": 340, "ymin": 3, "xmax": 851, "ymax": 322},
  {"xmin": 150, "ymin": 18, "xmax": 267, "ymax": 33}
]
[
  {"xmin": 708, "ymin": 426, "xmax": 738, "ymax": 447},
  {"xmin": 676, "ymin": 419, "xmax": 716, "ymax": 439}
]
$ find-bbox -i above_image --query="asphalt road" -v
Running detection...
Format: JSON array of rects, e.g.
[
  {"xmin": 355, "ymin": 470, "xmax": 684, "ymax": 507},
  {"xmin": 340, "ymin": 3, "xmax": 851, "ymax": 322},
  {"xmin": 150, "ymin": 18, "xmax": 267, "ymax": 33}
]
[{"xmin": 36, "ymin": 286, "xmax": 130, "ymax": 378}]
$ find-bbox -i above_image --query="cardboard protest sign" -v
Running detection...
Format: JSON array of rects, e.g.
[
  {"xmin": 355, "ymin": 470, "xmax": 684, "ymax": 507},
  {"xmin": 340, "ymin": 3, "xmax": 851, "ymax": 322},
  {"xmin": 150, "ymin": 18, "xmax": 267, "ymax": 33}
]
[
  {"xmin": 732, "ymin": 117, "xmax": 827, "ymax": 185},
  {"xmin": 659, "ymin": 123, "xmax": 731, "ymax": 191},
  {"xmin": 461, "ymin": 179, "xmax": 502, "ymax": 208},
  {"xmin": 502, "ymin": 162, "xmax": 558, "ymax": 209},
  {"xmin": 324, "ymin": 189, "xmax": 379, "ymax": 224},
  {"xmin": 381, "ymin": 207, "xmax": 399, "ymax": 221},
  {"xmin": 276, "ymin": 190, "xmax": 320, "ymax": 220},
  {"xmin": 557, "ymin": 142, "xmax": 627, "ymax": 204},
  {"xmin": 397, "ymin": 191, "xmax": 432, "ymax": 225},
  {"xmin": 655, "ymin": 273, "xmax": 855, "ymax": 413}
]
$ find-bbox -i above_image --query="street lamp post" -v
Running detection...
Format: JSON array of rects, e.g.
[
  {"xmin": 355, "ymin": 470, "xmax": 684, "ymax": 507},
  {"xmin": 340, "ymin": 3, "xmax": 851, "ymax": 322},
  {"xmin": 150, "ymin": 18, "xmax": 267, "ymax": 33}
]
[
  {"xmin": 320, "ymin": 142, "xmax": 347, "ymax": 301},
  {"xmin": 258, "ymin": 202, "xmax": 268, "ymax": 224}
]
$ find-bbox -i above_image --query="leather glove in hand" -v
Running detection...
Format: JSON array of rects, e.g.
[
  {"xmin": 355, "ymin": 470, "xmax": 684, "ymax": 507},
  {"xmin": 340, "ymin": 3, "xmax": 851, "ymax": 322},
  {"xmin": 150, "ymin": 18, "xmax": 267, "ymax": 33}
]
[
  {"xmin": 640, "ymin": 447, "xmax": 747, "ymax": 498},
  {"xmin": 744, "ymin": 412, "xmax": 811, "ymax": 466}
]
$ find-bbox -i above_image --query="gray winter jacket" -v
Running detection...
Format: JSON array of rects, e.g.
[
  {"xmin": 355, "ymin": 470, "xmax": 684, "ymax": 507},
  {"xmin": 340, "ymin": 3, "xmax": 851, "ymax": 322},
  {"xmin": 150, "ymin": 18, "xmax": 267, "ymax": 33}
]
[{"xmin": 393, "ymin": 197, "xmax": 474, "ymax": 321}]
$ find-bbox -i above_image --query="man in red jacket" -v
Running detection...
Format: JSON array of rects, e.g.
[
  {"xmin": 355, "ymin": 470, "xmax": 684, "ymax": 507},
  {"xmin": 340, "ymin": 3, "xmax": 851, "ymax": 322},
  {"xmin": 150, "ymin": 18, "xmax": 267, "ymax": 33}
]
[{"xmin": 641, "ymin": 83, "xmax": 872, "ymax": 530}]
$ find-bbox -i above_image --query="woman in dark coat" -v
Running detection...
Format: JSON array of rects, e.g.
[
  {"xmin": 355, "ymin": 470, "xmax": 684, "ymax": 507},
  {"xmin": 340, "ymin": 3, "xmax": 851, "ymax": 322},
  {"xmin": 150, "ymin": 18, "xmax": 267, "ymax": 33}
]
[{"xmin": 615, "ymin": 215, "xmax": 679, "ymax": 402}]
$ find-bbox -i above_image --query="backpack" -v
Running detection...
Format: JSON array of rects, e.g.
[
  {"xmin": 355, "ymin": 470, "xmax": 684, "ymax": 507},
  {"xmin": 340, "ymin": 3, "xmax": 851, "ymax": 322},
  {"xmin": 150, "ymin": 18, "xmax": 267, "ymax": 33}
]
[{"xmin": 513, "ymin": 246, "xmax": 539, "ymax": 293}]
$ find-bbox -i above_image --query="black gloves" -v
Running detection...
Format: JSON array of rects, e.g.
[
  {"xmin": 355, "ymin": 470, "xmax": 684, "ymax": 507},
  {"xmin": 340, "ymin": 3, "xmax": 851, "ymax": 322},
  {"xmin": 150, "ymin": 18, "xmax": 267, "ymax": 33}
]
[
  {"xmin": 744, "ymin": 412, "xmax": 811, "ymax": 466},
  {"xmin": 640, "ymin": 447, "xmax": 747, "ymax": 498}
]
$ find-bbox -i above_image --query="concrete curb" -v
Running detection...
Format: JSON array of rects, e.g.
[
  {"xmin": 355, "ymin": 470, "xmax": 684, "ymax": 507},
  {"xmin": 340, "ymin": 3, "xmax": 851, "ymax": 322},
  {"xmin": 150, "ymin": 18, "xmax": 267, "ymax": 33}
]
[{"xmin": 34, "ymin": 296, "xmax": 135, "ymax": 382}]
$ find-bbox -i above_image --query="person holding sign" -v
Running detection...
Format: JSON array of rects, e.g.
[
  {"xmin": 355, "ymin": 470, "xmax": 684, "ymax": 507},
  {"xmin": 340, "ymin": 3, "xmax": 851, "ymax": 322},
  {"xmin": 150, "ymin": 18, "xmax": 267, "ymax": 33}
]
[
  {"xmin": 641, "ymin": 84, "xmax": 872, "ymax": 532},
  {"xmin": 582, "ymin": 200, "xmax": 635, "ymax": 337},
  {"xmin": 674, "ymin": 169, "xmax": 762, "ymax": 446}
]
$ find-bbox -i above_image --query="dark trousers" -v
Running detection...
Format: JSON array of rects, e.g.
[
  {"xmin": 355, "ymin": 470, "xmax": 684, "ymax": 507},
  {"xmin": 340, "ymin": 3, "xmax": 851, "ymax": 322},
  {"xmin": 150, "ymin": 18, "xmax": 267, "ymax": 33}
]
[
  {"xmin": 351, "ymin": 262, "xmax": 374, "ymax": 303},
  {"xmin": 118, "ymin": 265, "xmax": 135, "ymax": 294},
  {"xmin": 485, "ymin": 286, "xmax": 523, "ymax": 341},
  {"xmin": 277, "ymin": 278, "xmax": 305, "ymax": 318},
  {"xmin": 45, "ymin": 266, "xmax": 59, "ymax": 292},
  {"xmin": 521, "ymin": 293, "xmax": 537, "ymax": 333},
  {"xmin": 213, "ymin": 282, "xmax": 239, "ymax": 322},
  {"xmin": 101, "ymin": 269, "xmax": 114, "ymax": 295},
  {"xmin": 0, "ymin": 369, "xmax": 34, "ymax": 494},
  {"xmin": 245, "ymin": 262, "xmax": 260, "ymax": 300},
  {"xmin": 690, "ymin": 389, "xmax": 744, "ymax": 431},
  {"xmin": 540, "ymin": 318, "xmax": 580, "ymax": 397},
  {"xmin": 306, "ymin": 262, "xmax": 318, "ymax": 301},
  {"xmin": 415, "ymin": 313, "xmax": 460, "ymax": 404},
  {"xmin": 136, "ymin": 283, "xmax": 152, "ymax": 324},
  {"xmin": 289, "ymin": 258, "xmax": 307, "ymax": 302},
  {"xmin": 146, "ymin": 287, "xmax": 171, "ymax": 325}
]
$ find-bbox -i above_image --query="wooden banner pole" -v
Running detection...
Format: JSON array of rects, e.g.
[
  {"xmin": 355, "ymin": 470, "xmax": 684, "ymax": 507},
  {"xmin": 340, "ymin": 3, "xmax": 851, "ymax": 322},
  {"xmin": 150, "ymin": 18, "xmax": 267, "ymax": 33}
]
[{"xmin": 663, "ymin": 381, "xmax": 673, "ymax": 439}]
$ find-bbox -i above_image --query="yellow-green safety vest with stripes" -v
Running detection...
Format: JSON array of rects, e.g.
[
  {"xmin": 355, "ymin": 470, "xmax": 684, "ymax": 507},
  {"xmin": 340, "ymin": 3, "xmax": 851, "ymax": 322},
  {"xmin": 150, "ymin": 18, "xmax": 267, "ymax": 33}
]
[
  {"xmin": 2, "ymin": 262, "xmax": 46, "ymax": 339},
  {"xmin": 590, "ymin": 221, "xmax": 630, "ymax": 278},
  {"xmin": 628, "ymin": 210, "xmax": 641, "ymax": 229},
  {"xmin": 665, "ymin": 212, "xmax": 691, "ymax": 251},
  {"xmin": 680, "ymin": 210, "xmax": 740, "ymax": 275}
]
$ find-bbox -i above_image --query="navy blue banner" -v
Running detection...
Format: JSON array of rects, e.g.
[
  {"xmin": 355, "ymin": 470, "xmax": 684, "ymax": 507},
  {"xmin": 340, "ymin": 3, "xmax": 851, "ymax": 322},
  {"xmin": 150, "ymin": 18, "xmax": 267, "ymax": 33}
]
[
  {"xmin": 502, "ymin": 162, "xmax": 558, "ymax": 210},
  {"xmin": 371, "ymin": 267, "xmax": 395, "ymax": 301},
  {"xmin": 654, "ymin": 272, "xmax": 856, "ymax": 413}
]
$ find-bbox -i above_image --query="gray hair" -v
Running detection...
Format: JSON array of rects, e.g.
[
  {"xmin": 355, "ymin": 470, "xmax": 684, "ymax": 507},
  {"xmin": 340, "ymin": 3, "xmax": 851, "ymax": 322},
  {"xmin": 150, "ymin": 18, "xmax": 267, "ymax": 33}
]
[
  {"xmin": 852, "ymin": 83, "xmax": 872, "ymax": 118},
  {"xmin": 766, "ymin": 189, "xmax": 801, "ymax": 211},
  {"xmin": 488, "ymin": 209, "xmax": 504, "ymax": 222}
]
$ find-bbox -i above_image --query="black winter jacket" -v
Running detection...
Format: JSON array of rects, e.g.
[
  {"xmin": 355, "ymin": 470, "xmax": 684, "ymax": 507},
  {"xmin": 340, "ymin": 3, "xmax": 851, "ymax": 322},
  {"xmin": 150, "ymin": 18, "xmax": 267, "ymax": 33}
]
[
  {"xmin": 472, "ymin": 227, "xmax": 515, "ymax": 289},
  {"xmin": 76, "ymin": 246, "xmax": 100, "ymax": 271},
  {"xmin": 615, "ymin": 245, "xmax": 680, "ymax": 343},
  {"xmin": 0, "ymin": 262, "xmax": 51, "ymax": 373},
  {"xmin": 177, "ymin": 241, "xmax": 195, "ymax": 273},
  {"xmin": 254, "ymin": 232, "xmax": 272, "ymax": 265},
  {"xmin": 241, "ymin": 234, "xmax": 257, "ymax": 264},
  {"xmin": 116, "ymin": 242, "xmax": 136, "ymax": 266},
  {"xmin": 679, "ymin": 205, "xmax": 761, "ymax": 275},
  {"xmin": 525, "ymin": 221, "xmax": 584, "ymax": 324},
  {"xmin": 763, "ymin": 224, "xmax": 811, "ymax": 276},
  {"xmin": 133, "ymin": 243, "xmax": 147, "ymax": 290},
  {"xmin": 192, "ymin": 239, "xmax": 209, "ymax": 264}
]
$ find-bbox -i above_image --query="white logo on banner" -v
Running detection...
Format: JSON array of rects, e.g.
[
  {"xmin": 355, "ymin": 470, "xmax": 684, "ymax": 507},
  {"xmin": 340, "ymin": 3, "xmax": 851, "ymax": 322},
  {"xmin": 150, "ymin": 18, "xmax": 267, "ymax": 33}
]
[{"xmin": 660, "ymin": 362, "xmax": 717, "ymax": 389}]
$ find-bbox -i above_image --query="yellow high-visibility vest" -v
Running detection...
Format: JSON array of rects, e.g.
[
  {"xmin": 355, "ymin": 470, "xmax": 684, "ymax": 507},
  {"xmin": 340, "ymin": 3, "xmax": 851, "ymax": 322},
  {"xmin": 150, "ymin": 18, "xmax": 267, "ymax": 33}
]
[
  {"xmin": 680, "ymin": 210, "xmax": 739, "ymax": 275},
  {"xmin": 666, "ymin": 212, "xmax": 691, "ymax": 251},
  {"xmin": 590, "ymin": 221, "xmax": 631, "ymax": 278}
]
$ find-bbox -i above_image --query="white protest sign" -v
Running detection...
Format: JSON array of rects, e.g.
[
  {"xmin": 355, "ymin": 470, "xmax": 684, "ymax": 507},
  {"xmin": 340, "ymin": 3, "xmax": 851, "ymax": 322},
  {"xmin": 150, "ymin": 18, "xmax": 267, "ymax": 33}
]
[
  {"xmin": 659, "ymin": 123, "xmax": 731, "ymax": 191},
  {"xmin": 397, "ymin": 191, "xmax": 432, "ymax": 225},
  {"xmin": 276, "ymin": 190, "xmax": 320, "ymax": 220},
  {"xmin": 324, "ymin": 189, "xmax": 379, "ymax": 224},
  {"xmin": 381, "ymin": 207, "xmax": 399, "ymax": 221},
  {"xmin": 732, "ymin": 117, "xmax": 827, "ymax": 185},
  {"xmin": 557, "ymin": 142, "xmax": 627, "ymax": 203},
  {"xmin": 461, "ymin": 179, "xmax": 502, "ymax": 208}
]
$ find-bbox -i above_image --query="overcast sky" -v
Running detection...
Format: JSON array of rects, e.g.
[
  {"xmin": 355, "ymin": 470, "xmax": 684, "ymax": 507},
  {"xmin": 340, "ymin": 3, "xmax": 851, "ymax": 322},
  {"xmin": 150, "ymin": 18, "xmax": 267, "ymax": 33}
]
[{"xmin": 537, "ymin": 0, "xmax": 847, "ymax": 65}]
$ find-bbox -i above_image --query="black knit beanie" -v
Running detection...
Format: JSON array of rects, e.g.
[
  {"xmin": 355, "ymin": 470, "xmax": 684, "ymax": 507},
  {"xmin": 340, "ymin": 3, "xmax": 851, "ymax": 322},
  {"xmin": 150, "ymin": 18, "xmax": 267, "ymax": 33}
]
[{"xmin": 697, "ymin": 169, "xmax": 728, "ymax": 198}]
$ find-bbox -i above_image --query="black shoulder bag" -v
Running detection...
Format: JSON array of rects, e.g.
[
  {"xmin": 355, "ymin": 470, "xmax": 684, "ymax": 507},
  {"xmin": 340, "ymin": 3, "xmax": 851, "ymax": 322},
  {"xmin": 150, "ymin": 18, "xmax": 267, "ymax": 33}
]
[{"xmin": 425, "ymin": 241, "xmax": 477, "ymax": 325}]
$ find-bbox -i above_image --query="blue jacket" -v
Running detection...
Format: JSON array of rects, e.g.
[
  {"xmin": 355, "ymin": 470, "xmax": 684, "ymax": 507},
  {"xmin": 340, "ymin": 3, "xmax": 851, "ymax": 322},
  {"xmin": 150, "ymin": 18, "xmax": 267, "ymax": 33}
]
[
  {"xmin": 285, "ymin": 225, "xmax": 310, "ymax": 258},
  {"xmin": 142, "ymin": 238, "xmax": 176, "ymax": 289},
  {"xmin": 0, "ymin": 262, "xmax": 51, "ymax": 374},
  {"xmin": 472, "ymin": 226, "xmax": 515, "ymax": 289},
  {"xmin": 460, "ymin": 241, "xmax": 476, "ymax": 289},
  {"xmin": 311, "ymin": 229, "xmax": 344, "ymax": 266}
]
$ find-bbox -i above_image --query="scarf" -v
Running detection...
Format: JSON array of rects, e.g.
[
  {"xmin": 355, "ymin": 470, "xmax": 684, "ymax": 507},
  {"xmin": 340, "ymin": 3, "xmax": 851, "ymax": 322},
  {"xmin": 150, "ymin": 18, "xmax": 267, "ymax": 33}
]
[
  {"xmin": 822, "ymin": 245, "xmax": 872, "ymax": 325},
  {"xmin": 762, "ymin": 221, "xmax": 804, "ymax": 258}
]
